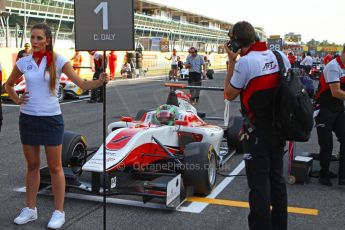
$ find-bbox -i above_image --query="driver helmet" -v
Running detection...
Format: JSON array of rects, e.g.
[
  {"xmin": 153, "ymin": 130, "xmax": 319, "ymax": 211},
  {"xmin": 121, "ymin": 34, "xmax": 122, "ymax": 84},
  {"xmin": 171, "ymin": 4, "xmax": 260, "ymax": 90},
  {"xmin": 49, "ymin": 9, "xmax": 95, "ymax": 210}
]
[{"xmin": 156, "ymin": 104, "xmax": 177, "ymax": 125}]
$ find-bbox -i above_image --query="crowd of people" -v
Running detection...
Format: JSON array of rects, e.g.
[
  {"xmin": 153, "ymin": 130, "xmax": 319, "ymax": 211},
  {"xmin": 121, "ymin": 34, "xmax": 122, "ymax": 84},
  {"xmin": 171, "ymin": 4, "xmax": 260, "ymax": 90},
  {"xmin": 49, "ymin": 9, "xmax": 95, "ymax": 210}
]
[{"xmin": 287, "ymin": 50, "xmax": 338, "ymax": 75}]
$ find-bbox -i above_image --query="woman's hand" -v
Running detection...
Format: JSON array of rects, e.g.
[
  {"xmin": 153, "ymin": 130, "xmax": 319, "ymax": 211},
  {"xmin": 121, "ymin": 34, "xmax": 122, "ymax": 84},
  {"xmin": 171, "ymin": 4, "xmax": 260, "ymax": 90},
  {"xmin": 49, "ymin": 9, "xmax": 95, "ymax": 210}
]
[
  {"xmin": 16, "ymin": 92, "xmax": 29, "ymax": 105},
  {"xmin": 98, "ymin": 72, "xmax": 109, "ymax": 85}
]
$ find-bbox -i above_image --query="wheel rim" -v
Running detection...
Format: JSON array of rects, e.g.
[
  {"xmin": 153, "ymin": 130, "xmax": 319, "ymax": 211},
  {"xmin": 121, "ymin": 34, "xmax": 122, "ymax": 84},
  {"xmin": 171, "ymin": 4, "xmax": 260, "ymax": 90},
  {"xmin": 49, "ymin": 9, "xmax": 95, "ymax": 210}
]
[
  {"xmin": 70, "ymin": 142, "xmax": 86, "ymax": 174},
  {"xmin": 208, "ymin": 152, "xmax": 216, "ymax": 186}
]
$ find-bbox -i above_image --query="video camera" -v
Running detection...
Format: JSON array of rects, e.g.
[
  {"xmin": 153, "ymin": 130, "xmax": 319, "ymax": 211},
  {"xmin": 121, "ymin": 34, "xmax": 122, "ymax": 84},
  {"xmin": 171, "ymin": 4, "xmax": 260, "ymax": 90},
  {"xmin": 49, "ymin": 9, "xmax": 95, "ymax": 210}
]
[
  {"xmin": 226, "ymin": 40, "xmax": 242, "ymax": 53},
  {"xmin": 226, "ymin": 32, "xmax": 260, "ymax": 53}
]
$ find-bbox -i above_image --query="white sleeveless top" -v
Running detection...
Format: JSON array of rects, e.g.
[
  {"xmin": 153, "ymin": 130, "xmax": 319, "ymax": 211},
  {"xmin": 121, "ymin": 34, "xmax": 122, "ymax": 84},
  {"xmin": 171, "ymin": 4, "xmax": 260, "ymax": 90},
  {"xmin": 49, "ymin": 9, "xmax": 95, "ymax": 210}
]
[{"xmin": 16, "ymin": 54, "xmax": 68, "ymax": 116}]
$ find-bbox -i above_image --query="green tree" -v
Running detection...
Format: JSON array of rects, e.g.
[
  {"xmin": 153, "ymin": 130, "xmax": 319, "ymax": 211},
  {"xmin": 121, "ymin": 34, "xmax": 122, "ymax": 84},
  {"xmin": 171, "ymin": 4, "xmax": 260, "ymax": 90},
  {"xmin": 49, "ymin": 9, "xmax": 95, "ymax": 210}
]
[
  {"xmin": 320, "ymin": 40, "xmax": 330, "ymax": 46},
  {"xmin": 306, "ymin": 39, "xmax": 320, "ymax": 46}
]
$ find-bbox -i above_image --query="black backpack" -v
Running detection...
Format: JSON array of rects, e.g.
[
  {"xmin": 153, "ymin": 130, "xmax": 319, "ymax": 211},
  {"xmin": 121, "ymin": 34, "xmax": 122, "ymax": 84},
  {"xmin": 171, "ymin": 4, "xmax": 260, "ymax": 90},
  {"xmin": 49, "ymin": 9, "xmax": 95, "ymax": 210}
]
[{"xmin": 272, "ymin": 51, "xmax": 314, "ymax": 142}]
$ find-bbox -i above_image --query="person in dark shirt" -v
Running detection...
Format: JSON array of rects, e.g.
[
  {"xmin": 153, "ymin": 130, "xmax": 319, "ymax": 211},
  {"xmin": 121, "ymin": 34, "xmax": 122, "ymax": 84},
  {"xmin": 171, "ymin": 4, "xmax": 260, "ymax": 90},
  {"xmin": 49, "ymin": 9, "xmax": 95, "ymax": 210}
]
[
  {"xmin": 88, "ymin": 51, "xmax": 106, "ymax": 103},
  {"xmin": 177, "ymin": 56, "xmax": 184, "ymax": 71},
  {"xmin": 16, "ymin": 43, "xmax": 31, "ymax": 61}
]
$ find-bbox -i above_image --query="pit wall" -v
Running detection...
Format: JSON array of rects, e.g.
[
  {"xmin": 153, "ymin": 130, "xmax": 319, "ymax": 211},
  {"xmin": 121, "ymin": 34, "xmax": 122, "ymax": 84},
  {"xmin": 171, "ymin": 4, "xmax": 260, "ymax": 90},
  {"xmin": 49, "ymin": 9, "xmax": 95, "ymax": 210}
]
[{"xmin": 0, "ymin": 48, "xmax": 227, "ymax": 81}]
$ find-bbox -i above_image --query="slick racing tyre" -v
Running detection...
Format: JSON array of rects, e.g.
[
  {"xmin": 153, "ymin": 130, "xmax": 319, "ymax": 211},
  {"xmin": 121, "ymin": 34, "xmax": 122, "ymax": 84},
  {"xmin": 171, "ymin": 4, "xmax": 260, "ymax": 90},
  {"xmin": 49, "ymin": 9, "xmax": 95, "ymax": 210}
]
[
  {"xmin": 182, "ymin": 142, "xmax": 217, "ymax": 196},
  {"xmin": 227, "ymin": 116, "xmax": 243, "ymax": 153},
  {"xmin": 62, "ymin": 131, "xmax": 87, "ymax": 175},
  {"xmin": 57, "ymin": 84, "xmax": 65, "ymax": 102}
]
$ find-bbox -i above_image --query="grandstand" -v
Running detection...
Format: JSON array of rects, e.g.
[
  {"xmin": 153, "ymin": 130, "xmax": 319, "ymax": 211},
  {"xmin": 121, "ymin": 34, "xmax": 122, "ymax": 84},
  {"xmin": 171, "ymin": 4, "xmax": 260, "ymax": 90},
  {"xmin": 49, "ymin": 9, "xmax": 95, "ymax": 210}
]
[{"xmin": 0, "ymin": 0, "xmax": 266, "ymax": 50}]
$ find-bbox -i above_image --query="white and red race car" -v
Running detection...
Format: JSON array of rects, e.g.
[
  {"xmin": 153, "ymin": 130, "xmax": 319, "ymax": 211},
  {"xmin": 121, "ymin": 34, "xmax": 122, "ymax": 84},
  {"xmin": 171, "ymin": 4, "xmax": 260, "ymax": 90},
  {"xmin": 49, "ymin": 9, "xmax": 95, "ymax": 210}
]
[
  {"xmin": 58, "ymin": 74, "xmax": 90, "ymax": 102},
  {"xmin": 1, "ymin": 74, "xmax": 89, "ymax": 102},
  {"xmin": 39, "ymin": 85, "xmax": 241, "ymax": 208}
]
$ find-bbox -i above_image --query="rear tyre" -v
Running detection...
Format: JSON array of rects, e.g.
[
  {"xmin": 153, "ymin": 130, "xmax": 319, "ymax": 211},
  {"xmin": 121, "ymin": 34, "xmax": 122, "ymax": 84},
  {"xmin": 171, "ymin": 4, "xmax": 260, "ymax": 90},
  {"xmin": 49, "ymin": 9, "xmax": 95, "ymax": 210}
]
[
  {"xmin": 182, "ymin": 142, "xmax": 217, "ymax": 196},
  {"xmin": 57, "ymin": 85, "xmax": 65, "ymax": 102},
  {"xmin": 62, "ymin": 131, "xmax": 87, "ymax": 175},
  {"xmin": 227, "ymin": 116, "xmax": 243, "ymax": 153}
]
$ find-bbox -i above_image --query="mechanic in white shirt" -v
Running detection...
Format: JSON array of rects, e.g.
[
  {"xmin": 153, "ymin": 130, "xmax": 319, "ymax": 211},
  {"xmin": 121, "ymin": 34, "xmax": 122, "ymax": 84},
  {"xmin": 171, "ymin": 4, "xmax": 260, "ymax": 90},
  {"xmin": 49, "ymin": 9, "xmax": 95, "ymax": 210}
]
[
  {"xmin": 314, "ymin": 45, "xmax": 345, "ymax": 186},
  {"xmin": 300, "ymin": 52, "xmax": 313, "ymax": 74},
  {"xmin": 224, "ymin": 21, "xmax": 290, "ymax": 230},
  {"xmin": 6, "ymin": 22, "xmax": 109, "ymax": 229}
]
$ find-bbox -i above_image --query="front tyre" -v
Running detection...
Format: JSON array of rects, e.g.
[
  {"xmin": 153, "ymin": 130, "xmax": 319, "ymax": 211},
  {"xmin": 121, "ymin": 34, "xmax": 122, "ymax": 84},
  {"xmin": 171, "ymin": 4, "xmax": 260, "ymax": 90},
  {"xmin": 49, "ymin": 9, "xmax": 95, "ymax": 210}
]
[
  {"xmin": 182, "ymin": 142, "xmax": 217, "ymax": 196},
  {"xmin": 62, "ymin": 131, "xmax": 87, "ymax": 175}
]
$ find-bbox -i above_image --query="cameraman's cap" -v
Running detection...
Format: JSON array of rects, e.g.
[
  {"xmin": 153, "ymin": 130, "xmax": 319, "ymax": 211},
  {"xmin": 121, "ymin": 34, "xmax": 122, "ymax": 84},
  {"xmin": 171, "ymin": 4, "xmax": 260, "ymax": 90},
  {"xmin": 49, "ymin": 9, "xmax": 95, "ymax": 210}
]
[{"xmin": 24, "ymin": 43, "xmax": 30, "ymax": 48}]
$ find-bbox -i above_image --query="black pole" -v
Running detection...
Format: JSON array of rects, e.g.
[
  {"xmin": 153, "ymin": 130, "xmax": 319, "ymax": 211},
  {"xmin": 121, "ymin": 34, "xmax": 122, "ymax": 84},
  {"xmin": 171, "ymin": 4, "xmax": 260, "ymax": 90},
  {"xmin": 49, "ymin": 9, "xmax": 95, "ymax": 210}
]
[{"xmin": 102, "ymin": 50, "xmax": 107, "ymax": 230}]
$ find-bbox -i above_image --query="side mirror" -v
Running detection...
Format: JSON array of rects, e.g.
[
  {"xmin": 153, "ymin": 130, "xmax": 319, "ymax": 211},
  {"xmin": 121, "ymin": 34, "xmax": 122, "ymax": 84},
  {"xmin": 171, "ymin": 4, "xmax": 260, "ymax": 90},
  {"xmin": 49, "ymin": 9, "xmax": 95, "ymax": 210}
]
[
  {"xmin": 174, "ymin": 120, "xmax": 188, "ymax": 126},
  {"xmin": 121, "ymin": 116, "xmax": 133, "ymax": 122}
]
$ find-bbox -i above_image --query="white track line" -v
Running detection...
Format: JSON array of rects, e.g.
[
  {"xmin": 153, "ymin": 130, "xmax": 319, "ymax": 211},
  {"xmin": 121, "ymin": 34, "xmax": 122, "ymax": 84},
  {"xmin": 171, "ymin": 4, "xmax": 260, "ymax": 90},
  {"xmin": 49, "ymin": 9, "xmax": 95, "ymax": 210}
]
[
  {"xmin": 15, "ymin": 161, "xmax": 245, "ymax": 213},
  {"xmin": 2, "ymin": 103, "xmax": 19, "ymax": 107},
  {"xmin": 60, "ymin": 98, "xmax": 90, "ymax": 105}
]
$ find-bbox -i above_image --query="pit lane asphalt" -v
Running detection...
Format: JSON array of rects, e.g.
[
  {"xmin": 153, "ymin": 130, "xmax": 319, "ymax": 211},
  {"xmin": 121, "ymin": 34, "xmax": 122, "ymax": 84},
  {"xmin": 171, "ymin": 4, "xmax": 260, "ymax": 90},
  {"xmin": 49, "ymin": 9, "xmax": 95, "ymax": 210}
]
[{"xmin": 0, "ymin": 72, "xmax": 344, "ymax": 230}]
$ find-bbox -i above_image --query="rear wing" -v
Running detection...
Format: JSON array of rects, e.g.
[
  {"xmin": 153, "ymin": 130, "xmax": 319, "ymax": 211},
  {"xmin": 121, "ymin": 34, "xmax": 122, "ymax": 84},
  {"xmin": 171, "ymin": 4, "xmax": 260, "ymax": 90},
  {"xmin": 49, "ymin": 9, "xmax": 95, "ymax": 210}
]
[{"xmin": 164, "ymin": 83, "xmax": 228, "ymax": 122}]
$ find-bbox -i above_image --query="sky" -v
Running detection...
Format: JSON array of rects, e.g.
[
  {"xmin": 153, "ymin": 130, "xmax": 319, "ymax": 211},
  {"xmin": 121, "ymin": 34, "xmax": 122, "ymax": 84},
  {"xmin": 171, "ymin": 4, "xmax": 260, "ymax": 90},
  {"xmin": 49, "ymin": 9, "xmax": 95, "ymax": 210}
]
[{"xmin": 148, "ymin": 0, "xmax": 344, "ymax": 45}]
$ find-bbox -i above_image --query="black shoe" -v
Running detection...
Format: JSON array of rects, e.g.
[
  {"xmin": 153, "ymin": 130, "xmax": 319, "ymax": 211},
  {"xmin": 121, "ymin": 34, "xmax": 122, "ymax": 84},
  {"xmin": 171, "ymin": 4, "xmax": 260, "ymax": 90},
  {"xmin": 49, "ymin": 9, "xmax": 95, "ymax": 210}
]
[
  {"xmin": 319, "ymin": 177, "xmax": 332, "ymax": 186},
  {"xmin": 339, "ymin": 178, "xmax": 345, "ymax": 185},
  {"xmin": 88, "ymin": 100, "xmax": 97, "ymax": 103}
]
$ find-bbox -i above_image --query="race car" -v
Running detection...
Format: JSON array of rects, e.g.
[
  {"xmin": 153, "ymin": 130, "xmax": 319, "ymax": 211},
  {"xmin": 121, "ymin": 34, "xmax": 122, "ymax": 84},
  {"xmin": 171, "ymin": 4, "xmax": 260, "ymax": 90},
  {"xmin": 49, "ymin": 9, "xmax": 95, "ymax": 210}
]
[
  {"xmin": 1, "ymin": 74, "xmax": 89, "ymax": 102},
  {"xmin": 0, "ymin": 76, "xmax": 26, "ymax": 97},
  {"xmin": 39, "ymin": 86, "xmax": 241, "ymax": 208},
  {"xmin": 58, "ymin": 74, "xmax": 89, "ymax": 102},
  {"xmin": 168, "ymin": 68, "xmax": 189, "ymax": 81}
]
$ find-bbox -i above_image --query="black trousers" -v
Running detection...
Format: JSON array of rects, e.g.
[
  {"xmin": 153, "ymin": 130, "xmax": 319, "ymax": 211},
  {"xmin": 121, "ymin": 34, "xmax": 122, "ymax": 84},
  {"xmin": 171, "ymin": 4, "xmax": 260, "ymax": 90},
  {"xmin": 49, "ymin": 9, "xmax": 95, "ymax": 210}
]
[
  {"xmin": 315, "ymin": 107, "xmax": 345, "ymax": 179},
  {"xmin": 188, "ymin": 72, "xmax": 202, "ymax": 102},
  {"xmin": 91, "ymin": 70, "xmax": 103, "ymax": 102},
  {"xmin": 244, "ymin": 129, "xmax": 287, "ymax": 230}
]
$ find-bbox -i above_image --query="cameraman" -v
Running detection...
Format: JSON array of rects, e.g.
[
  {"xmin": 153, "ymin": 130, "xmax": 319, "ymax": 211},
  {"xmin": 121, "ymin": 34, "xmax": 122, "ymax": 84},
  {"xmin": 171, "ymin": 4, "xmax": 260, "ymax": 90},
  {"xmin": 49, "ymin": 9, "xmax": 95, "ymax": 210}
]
[{"xmin": 224, "ymin": 21, "xmax": 290, "ymax": 230}]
